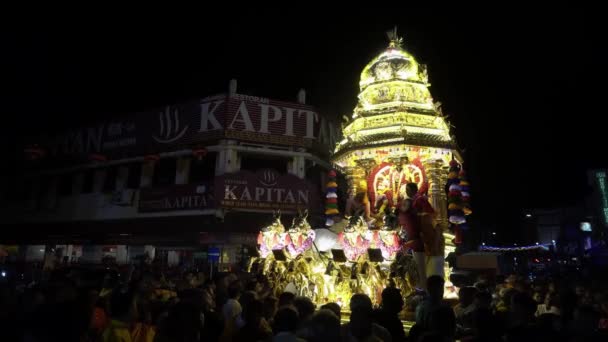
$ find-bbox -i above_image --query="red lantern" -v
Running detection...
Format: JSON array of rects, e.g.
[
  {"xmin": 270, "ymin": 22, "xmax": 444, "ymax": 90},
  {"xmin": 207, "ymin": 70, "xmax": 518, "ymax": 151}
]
[
  {"xmin": 89, "ymin": 153, "xmax": 107, "ymax": 162},
  {"xmin": 24, "ymin": 145, "xmax": 45, "ymax": 160},
  {"xmin": 192, "ymin": 147, "xmax": 207, "ymax": 161},
  {"xmin": 144, "ymin": 154, "xmax": 160, "ymax": 163}
]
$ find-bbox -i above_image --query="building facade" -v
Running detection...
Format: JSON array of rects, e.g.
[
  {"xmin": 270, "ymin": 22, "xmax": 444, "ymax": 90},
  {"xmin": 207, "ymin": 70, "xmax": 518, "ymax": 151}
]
[{"xmin": 1, "ymin": 81, "xmax": 337, "ymax": 267}]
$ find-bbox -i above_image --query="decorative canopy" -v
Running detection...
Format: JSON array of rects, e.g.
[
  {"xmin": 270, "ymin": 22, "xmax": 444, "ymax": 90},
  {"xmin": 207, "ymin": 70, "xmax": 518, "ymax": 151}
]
[{"xmin": 334, "ymin": 29, "xmax": 456, "ymax": 158}]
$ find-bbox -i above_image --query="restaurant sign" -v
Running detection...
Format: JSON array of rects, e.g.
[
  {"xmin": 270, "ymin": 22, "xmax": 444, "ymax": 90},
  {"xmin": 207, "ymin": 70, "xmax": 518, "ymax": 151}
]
[
  {"xmin": 42, "ymin": 93, "xmax": 331, "ymax": 159},
  {"xmin": 215, "ymin": 169, "xmax": 319, "ymax": 211},
  {"xmin": 138, "ymin": 170, "xmax": 319, "ymax": 213},
  {"xmin": 138, "ymin": 182, "xmax": 214, "ymax": 212}
]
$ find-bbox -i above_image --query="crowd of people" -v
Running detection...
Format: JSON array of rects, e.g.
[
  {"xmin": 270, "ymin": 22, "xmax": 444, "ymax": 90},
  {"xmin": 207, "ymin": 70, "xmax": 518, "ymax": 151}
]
[{"xmin": 1, "ymin": 262, "xmax": 608, "ymax": 342}]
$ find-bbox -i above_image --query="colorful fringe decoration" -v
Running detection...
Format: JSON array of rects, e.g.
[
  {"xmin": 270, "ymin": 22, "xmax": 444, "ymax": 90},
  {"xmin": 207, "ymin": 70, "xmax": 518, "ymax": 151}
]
[
  {"xmin": 459, "ymin": 168, "xmax": 472, "ymax": 216},
  {"xmin": 325, "ymin": 169, "xmax": 340, "ymax": 226},
  {"xmin": 446, "ymin": 158, "xmax": 466, "ymax": 244}
]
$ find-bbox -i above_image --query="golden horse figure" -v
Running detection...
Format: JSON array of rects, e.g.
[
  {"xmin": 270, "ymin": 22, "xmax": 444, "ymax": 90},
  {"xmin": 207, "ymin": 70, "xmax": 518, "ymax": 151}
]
[
  {"xmin": 249, "ymin": 208, "xmax": 420, "ymax": 307},
  {"xmin": 285, "ymin": 209, "xmax": 316, "ymax": 259},
  {"xmin": 257, "ymin": 210, "xmax": 286, "ymax": 258}
]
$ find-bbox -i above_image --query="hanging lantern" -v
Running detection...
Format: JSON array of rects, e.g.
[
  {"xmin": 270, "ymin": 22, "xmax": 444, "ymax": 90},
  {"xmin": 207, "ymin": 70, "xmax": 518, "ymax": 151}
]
[
  {"xmin": 24, "ymin": 145, "xmax": 45, "ymax": 161},
  {"xmin": 144, "ymin": 154, "xmax": 160, "ymax": 163},
  {"xmin": 89, "ymin": 153, "xmax": 107, "ymax": 163},
  {"xmin": 192, "ymin": 147, "xmax": 208, "ymax": 161}
]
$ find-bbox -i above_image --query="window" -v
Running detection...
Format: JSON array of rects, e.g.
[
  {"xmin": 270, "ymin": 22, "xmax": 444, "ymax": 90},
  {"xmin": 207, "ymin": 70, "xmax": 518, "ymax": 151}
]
[
  {"xmin": 103, "ymin": 167, "xmax": 117, "ymax": 192},
  {"xmin": 240, "ymin": 154, "xmax": 288, "ymax": 174},
  {"xmin": 153, "ymin": 158, "xmax": 177, "ymax": 186},
  {"xmin": 127, "ymin": 163, "xmax": 142, "ymax": 189},
  {"xmin": 189, "ymin": 152, "xmax": 217, "ymax": 183}
]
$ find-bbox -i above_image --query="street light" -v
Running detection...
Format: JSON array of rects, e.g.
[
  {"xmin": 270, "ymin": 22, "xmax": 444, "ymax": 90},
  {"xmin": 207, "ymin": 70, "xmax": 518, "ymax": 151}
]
[
  {"xmin": 526, "ymin": 214, "xmax": 532, "ymax": 218},
  {"xmin": 492, "ymin": 232, "xmax": 496, "ymax": 235}
]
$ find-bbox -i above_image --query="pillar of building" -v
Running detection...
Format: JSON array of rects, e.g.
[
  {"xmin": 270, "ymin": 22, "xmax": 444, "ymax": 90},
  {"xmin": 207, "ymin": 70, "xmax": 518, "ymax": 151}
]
[
  {"xmin": 116, "ymin": 165, "xmax": 130, "ymax": 190},
  {"xmin": 140, "ymin": 162, "xmax": 155, "ymax": 187},
  {"xmin": 216, "ymin": 140, "xmax": 239, "ymax": 176},
  {"xmin": 93, "ymin": 169, "xmax": 107, "ymax": 193},
  {"xmin": 289, "ymin": 155, "xmax": 306, "ymax": 179},
  {"xmin": 72, "ymin": 173, "xmax": 84, "ymax": 195},
  {"xmin": 175, "ymin": 157, "xmax": 191, "ymax": 185},
  {"xmin": 28, "ymin": 179, "xmax": 39, "ymax": 211},
  {"xmin": 65, "ymin": 245, "xmax": 74, "ymax": 263},
  {"xmin": 45, "ymin": 177, "xmax": 59, "ymax": 209},
  {"xmin": 115, "ymin": 245, "xmax": 128, "ymax": 264},
  {"xmin": 144, "ymin": 245, "xmax": 156, "ymax": 260}
]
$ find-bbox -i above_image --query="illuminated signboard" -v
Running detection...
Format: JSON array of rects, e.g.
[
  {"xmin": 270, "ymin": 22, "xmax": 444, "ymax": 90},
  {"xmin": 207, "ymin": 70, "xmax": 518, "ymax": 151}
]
[{"xmin": 595, "ymin": 171, "xmax": 608, "ymax": 225}]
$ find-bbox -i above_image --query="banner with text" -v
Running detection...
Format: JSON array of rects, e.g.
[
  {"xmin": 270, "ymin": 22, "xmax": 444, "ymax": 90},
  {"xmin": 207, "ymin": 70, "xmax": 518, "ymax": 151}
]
[
  {"xmin": 215, "ymin": 169, "xmax": 319, "ymax": 212},
  {"xmin": 138, "ymin": 182, "xmax": 215, "ymax": 212},
  {"xmin": 41, "ymin": 93, "xmax": 332, "ymax": 159}
]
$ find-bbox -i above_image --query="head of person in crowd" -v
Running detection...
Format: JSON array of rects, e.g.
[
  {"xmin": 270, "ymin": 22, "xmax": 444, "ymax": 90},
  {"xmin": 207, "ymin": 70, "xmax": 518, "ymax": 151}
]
[
  {"xmin": 472, "ymin": 307, "xmax": 501, "ymax": 341},
  {"xmin": 278, "ymin": 291, "xmax": 296, "ymax": 308},
  {"xmin": 272, "ymin": 306, "xmax": 299, "ymax": 335},
  {"xmin": 293, "ymin": 296, "xmax": 315, "ymax": 322},
  {"xmin": 427, "ymin": 275, "xmax": 445, "ymax": 303},
  {"xmin": 242, "ymin": 298, "xmax": 264, "ymax": 327},
  {"xmin": 380, "ymin": 286, "xmax": 404, "ymax": 314},
  {"xmin": 157, "ymin": 302, "xmax": 204, "ymax": 342},
  {"xmin": 262, "ymin": 295, "xmax": 278, "ymax": 323},
  {"xmin": 574, "ymin": 282, "xmax": 587, "ymax": 297},
  {"xmin": 227, "ymin": 281, "xmax": 241, "ymax": 301},
  {"xmin": 320, "ymin": 302, "xmax": 341, "ymax": 319},
  {"xmin": 309, "ymin": 309, "xmax": 341, "ymax": 342},
  {"xmin": 349, "ymin": 294, "xmax": 375, "ymax": 340},
  {"xmin": 533, "ymin": 291, "xmax": 544, "ymax": 304},
  {"xmin": 474, "ymin": 290, "xmax": 493, "ymax": 310},
  {"xmin": 239, "ymin": 290, "xmax": 258, "ymax": 312},
  {"xmin": 109, "ymin": 286, "xmax": 135, "ymax": 322},
  {"xmin": 510, "ymin": 291, "xmax": 537, "ymax": 324},
  {"xmin": 458, "ymin": 286, "xmax": 477, "ymax": 308}
]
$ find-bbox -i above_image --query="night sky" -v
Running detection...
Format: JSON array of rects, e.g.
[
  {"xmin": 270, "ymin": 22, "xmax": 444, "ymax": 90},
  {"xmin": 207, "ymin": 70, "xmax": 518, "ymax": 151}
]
[{"xmin": 3, "ymin": 6, "xmax": 605, "ymax": 242}]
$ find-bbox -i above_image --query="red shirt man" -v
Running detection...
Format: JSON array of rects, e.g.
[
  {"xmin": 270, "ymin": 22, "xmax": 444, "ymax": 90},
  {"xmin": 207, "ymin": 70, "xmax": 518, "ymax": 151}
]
[{"xmin": 399, "ymin": 183, "xmax": 435, "ymax": 252}]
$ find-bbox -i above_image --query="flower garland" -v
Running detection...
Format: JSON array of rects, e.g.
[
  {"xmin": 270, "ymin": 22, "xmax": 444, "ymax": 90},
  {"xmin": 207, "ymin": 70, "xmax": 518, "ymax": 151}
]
[{"xmin": 285, "ymin": 230, "xmax": 316, "ymax": 258}]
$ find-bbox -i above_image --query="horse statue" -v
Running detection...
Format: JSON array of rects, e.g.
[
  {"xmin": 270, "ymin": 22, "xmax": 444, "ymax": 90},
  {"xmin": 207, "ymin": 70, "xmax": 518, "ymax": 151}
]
[
  {"xmin": 373, "ymin": 207, "xmax": 402, "ymax": 260},
  {"xmin": 337, "ymin": 215, "xmax": 371, "ymax": 262},
  {"xmin": 285, "ymin": 209, "xmax": 316, "ymax": 258},
  {"xmin": 257, "ymin": 210, "xmax": 286, "ymax": 258}
]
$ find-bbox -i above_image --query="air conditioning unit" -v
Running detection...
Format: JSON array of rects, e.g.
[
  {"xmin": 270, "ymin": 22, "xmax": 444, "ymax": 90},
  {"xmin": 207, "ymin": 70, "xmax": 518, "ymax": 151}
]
[{"xmin": 111, "ymin": 189, "xmax": 135, "ymax": 206}]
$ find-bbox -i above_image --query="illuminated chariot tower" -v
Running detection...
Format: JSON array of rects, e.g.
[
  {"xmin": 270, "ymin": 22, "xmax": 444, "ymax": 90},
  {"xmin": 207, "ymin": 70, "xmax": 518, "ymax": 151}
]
[{"xmin": 332, "ymin": 29, "xmax": 462, "ymax": 232}]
